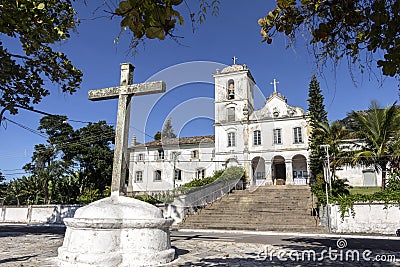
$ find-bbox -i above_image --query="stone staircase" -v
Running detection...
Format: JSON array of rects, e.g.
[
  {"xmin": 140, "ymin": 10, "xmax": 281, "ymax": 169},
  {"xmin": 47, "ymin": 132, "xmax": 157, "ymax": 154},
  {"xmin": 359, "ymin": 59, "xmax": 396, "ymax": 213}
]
[{"xmin": 179, "ymin": 185, "xmax": 326, "ymax": 233}]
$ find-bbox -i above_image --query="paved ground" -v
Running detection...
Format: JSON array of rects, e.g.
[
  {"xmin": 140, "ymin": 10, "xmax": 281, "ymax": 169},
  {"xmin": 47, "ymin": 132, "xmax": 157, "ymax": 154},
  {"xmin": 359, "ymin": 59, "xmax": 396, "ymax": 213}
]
[{"xmin": 0, "ymin": 225, "xmax": 399, "ymax": 266}]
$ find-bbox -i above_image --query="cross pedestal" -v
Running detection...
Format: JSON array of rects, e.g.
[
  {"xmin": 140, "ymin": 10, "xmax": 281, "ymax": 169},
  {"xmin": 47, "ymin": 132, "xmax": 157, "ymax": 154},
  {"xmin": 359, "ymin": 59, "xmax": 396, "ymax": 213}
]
[{"xmin": 57, "ymin": 64, "xmax": 174, "ymax": 267}]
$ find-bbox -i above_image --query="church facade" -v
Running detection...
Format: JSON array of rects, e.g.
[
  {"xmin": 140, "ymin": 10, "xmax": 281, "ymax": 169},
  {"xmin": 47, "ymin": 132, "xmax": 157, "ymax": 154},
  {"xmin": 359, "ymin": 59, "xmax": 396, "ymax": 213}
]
[{"xmin": 127, "ymin": 63, "xmax": 378, "ymax": 194}]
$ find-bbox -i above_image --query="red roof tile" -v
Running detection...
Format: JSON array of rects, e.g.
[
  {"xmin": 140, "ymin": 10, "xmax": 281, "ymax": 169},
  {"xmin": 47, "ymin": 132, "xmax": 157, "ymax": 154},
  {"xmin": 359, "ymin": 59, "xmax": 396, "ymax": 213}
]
[{"xmin": 131, "ymin": 135, "xmax": 215, "ymax": 148}]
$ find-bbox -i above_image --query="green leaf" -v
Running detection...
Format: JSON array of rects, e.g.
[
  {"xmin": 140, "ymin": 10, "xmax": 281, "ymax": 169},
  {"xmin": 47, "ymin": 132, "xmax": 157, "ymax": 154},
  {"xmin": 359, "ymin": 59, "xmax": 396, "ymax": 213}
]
[
  {"xmin": 37, "ymin": 3, "xmax": 45, "ymax": 10},
  {"xmin": 145, "ymin": 27, "xmax": 165, "ymax": 40},
  {"xmin": 170, "ymin": 0, "xmax": 183, "ymax": 5},
  {"xmin": 118, "ymin": 1, "xmax": 132, "ymax": 13}
]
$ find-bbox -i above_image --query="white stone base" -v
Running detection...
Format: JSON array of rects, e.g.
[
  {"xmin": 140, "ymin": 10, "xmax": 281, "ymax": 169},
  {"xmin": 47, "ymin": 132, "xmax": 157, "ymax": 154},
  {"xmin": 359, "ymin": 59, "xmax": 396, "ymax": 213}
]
[{"xmin": 57, "ymin": 196, "xmax": 175, "ymax": 267}]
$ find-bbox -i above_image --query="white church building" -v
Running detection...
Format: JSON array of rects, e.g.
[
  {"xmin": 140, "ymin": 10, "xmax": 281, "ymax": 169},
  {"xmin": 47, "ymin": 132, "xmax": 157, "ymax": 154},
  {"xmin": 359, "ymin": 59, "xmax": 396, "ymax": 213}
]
[{"xmin": 127, "ymin": 63, "xmax": 378, "ymax": 194}]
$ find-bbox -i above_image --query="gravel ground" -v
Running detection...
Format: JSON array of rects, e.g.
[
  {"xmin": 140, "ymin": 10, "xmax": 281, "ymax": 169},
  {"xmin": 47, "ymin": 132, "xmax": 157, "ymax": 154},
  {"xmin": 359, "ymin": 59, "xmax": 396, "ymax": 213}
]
[{"xmin": 0, "ymin": 226, "xmax": 399, "ymax": 266}]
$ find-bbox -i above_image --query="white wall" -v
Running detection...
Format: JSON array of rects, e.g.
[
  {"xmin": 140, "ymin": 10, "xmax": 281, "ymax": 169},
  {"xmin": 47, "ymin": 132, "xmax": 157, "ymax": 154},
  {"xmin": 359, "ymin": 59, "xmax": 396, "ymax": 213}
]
[
  {"xmin": 335, "ymin": 165, "xmax": 381, "ymax": 187},
  {"xmin": 129, "ymin": 143, "xmax": 221, "ymax": 193},
  {"xmin": 0, "ymin": 204, "xmax": 82, "ymax": 224},
  {"xmin": 325, "ymin": 203, "xmax": 400, "ymax": 235}
]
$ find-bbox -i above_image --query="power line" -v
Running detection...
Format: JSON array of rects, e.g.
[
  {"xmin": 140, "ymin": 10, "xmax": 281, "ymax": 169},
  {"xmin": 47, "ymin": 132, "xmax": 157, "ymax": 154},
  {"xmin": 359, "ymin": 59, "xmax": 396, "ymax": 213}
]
[
  {"xmin": 3, "ymin": 172, "xmax": 27, "ymax": 176},
  {"xmin": 3, "ymin": 117, "xmax": 47, "ymax": 139},
  {"xmin": 1, "ymin": 168, "xmax": 24, "ymax": 172},
  {"xmin": 66, "ymin": 118, "xmax": 155, "ymax": 141}
]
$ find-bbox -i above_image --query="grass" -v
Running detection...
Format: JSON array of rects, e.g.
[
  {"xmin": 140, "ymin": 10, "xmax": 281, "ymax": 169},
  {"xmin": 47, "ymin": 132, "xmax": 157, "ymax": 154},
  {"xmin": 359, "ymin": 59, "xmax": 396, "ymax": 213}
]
[{"xmin": 350, "ymin": 186, "xmax": 381, "ymax": 195}]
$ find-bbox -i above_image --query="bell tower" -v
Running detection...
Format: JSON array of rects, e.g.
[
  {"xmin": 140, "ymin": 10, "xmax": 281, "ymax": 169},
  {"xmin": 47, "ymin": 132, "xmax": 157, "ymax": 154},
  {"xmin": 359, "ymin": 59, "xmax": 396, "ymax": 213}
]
[
  {"xmin": 213, "ymin": 61, "xmax": 256, "ymax": 175},
  {"xmin": 213, "ymin": 62, "xmax": 255, "ymax": 124}
]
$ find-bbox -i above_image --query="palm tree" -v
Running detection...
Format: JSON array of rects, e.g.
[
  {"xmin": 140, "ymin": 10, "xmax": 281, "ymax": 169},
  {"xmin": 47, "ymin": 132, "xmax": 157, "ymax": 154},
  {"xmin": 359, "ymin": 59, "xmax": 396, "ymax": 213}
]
[
  {"xmin": 348, "ymin": 101, "xmax": 400, "ymax": 190},
  {"xmin": 315, "ymin": 120, "xmax": 349, "ymax": 179}
]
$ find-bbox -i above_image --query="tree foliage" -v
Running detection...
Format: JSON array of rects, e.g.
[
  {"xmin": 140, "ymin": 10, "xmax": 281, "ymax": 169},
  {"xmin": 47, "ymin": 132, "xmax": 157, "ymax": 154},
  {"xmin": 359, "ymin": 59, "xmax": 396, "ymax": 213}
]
[
  {"xmin": 0, "ymin": 0, "xmax": 82, "ymax": 116},
  {"xmin": 315, "ymin": 120, "xmax": 349, "ymax": 178},
  {"xmin": 162, "ymin": 117, "xmax": 177, "ymax": 139},
  {"xmin": 258, "ymin": 0, "xmax": 400, "ymax": 77},
  {"xmin": 111, "ymin": 0, "xmax": 220, "ymax": 50},
  {"xmin": 110, "ymin": 1, "xmax": 399, "ymax": 78},
  {"xmin": 154, "ymin": 131, "xmax": 161, "ymax": 141},
  {"xmin": 115, "ymin": 0, "xmax": 184, "ymax": 41},
  {"xmin": 4, "ymin": 116, "xmax": 115, "ymax": 205},
  {"xmin": 346, "ymin": 101, "xmax": 400, "ymax": 190},
  {"xmin": 0, "ymin": 171, "xmax": 5, "ymax": 200},
  {"xmin": 312, "ymin": 171, "xmax": 400, "ymax": 218},
  {"xmin": 307, "ymin": 75, "xmax": 328, "ymax": 178}
]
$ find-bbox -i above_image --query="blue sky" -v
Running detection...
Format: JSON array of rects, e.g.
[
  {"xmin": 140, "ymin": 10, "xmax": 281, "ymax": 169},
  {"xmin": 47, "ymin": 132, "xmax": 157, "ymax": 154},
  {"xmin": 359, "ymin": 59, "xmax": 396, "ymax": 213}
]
[{"xmin": 1, "ymin": 1, "xmax": 398, "ymax": 180}]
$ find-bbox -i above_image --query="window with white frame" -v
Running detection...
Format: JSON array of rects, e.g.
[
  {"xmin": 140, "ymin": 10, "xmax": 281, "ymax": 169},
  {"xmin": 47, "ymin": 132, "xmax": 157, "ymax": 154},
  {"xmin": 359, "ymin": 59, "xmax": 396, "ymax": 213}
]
[
  {"xmin": 157, "ymin": 149, "xmax": 165, "ymax": 160},
  {"xmin": 171, "ymin": 151, "xmax": 180, "ymax": 161},
  {"xmin": 253, "ymin": 130, "xmax": 261, "ymax": 145},
  {"xmin": 293, "ymin": 127, "xmax": 303, "ymax": 143},
  {"xmin": 154, "ymin": 170, "xmax": 162, "ymax": 181},
  {"xmin": 196, "ymin": 168, "xmax": 206, "ymax": 179},
  {"xmin": 138, "ymin": 153, "xmax": 144, "ymax": 161},
  {"xmin": 227, "ymin": 107, "xmax": 235, "ymax": 122},
  {"xmin": 174, "ymin": 169, "xmax": 182, "ymax": 181},
  {"xmin": 191, "ymin": 150, "xmax": 199, "ymax": 159},
  {"xmin": 135, "ymin": 171, "xmax": 143, "ymax": 183},
  {"xmin": 273, "ymin": 128, "xmax": 282, "ymax": 144},
  {"xmin": 227, "ymin": 132, "xmax": 236, "ymax": 147}
]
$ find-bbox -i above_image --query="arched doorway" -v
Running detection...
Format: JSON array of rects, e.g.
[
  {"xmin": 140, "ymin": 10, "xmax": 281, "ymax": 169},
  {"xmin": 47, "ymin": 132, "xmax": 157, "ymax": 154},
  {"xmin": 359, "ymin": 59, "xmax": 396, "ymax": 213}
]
[
  {"xmin": 272, "ymin": 156, "xmax": 286, "ymax": 185},
  {"xmin": 226, "ymin": 157, "xmax": 238, "ymax": 168},
  {"xmin": 292, "ymin": 154, "xmax": 308, "ymax": 185},
  {"xmin": 251, "ymin": 157, "xmax": 265, "ymax": 186}
]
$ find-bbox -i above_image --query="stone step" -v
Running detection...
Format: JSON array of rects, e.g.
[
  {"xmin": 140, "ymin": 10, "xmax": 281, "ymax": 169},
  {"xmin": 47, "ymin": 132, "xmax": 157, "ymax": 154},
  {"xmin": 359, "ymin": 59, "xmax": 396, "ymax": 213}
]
[
  {"xmin": 185, "ymin": 214, "xmax": 318, "ymax": 223},
  {"xmin": 225, "ymin": 197, "xmax": 313, "ymax": 201},
  {"xmin": 184, "ymin": 213, "xmax": 316, "ymax": 219},
  {"xmin": 196, "ymin": 215, "xmax": 313, "ymax": 219},
  {"xmin": 246, "ymin": 186, "xmax": 311, "ymax": 190},
  {"xmin": 204, "ymin": 205, "xmax": 313, "ymax": 212},
  {"xmin": 180, "ymin": 224, "xmax": 325, "ymax": 233},
  {"xmin": 222, "ymin": 193, "xmax": 313, "ymax": 196},
  {"xmin": 215, "ymin": 199, "xmax": 313, "ymax": 202},
  {"xmin": 201, "ymin": 207, "xmax": 311, "ymax": 214},
  {"xmin": 212, "ymin": 201, "xmax": 314, "ymax": 205},
  {"xmin": 214, "ymin": 197, "xmax": 314, "ymax": 201},
  {"xmin": 179, "ymin": 185, "xmax": 325, "ymax": 233},
  {"xmin": 183, "ymin": 218, "xmax": 316, "ymax": 225}
]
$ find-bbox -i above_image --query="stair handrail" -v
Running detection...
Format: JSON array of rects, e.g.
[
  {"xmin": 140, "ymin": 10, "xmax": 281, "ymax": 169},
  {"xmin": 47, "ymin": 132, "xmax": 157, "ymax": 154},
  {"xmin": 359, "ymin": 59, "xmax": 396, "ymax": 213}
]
[{"xmin": 170, "ymin": 167, "xmax": 245, "ymax": 210}]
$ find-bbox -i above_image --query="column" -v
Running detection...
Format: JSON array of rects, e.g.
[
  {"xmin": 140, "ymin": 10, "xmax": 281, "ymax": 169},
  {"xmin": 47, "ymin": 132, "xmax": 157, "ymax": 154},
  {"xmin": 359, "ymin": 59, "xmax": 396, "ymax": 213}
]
[
  {"xmin": 306, "ymin": 159, "xmax": 311, "ymax": 184},
  {"xmin": 285, "ymin": 160, "xmax": 294, "ymax": 185},
  {"xmin": 265, "ymin": 160, "xmax": 273, "ymax": 185}
]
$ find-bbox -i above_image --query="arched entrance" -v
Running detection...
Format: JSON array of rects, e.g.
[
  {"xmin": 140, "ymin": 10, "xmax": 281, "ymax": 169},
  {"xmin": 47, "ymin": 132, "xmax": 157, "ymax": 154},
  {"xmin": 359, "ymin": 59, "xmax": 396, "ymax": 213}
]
[
  {"xmin": 272, "ymin": 156, "xmax": 286, "ymax": 185},
  {"xmin": 251, "ymin": 157, "xmax": 265, "ymax": 186},
  {"xmin": 226, "ymin": 157, "xmax": 239, "ymax": 168},
  {"xmin": 292, "ymin": 154, "xmax": 308, "ymax": 185}
]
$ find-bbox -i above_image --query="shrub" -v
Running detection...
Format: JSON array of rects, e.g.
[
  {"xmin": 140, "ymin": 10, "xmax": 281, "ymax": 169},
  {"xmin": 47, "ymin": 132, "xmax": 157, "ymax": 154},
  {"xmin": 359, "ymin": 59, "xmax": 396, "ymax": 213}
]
[
  {"xmin": 134, "ymin": 195, "xmax": 162, "ymax": 205},
  {"xmin": 77, "ymin": 188, "xmax": 102, "ymax": 204},
  {"xmin": 181, "ymin": 169, "xmax": 225, "ymax": 189},
  {"xmin": 313, "ymin": 171, "xmax": 400, "ymax": 218}
]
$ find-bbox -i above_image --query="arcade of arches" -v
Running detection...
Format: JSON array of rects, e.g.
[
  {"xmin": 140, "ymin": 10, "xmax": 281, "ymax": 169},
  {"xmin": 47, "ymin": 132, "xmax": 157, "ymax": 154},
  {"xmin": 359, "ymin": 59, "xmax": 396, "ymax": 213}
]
[{"xmin": 251, "ymin": 154, "xmax": 309, "ymax": 185}]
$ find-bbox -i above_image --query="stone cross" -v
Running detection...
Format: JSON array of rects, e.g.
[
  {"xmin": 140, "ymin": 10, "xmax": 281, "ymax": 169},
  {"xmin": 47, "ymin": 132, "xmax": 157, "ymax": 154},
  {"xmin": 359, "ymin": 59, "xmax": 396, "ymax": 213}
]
[
  {"xmin": 88, "ymin": 63, "xmax": 166, "ymax": 197},
  {"xmin": 270, "ymin": 78, "xmax": 279, "ymax": 93},
  {"xmin": 232, "ymin": 56, "xmax": 238, "ymax": 65}
]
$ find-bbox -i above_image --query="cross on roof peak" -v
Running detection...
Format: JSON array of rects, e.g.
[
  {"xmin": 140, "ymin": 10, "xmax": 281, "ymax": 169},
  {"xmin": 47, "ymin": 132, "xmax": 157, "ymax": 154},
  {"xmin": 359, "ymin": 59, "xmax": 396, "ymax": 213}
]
[
  {"xmin": 270, "ymin": 78, "xmax": 280, "ymax": 93},
  {"xmin": 232, "ymin": 56, "xmax": 238, "ymax": 65}
]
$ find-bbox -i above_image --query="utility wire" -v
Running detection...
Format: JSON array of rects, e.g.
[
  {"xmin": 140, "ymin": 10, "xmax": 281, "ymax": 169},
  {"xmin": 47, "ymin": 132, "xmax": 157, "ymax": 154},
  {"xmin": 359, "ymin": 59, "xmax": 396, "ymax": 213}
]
[
  {"xmin": 1, "ymin": 168, "xmax": 24, "ymax": 172},
  {"xmin": 2, "ymin": 116, "xmax": 400, "ymax": 159},
  {"xmin": 3, "ymin": 117, "xmax": 47, "ymax": 139}
]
